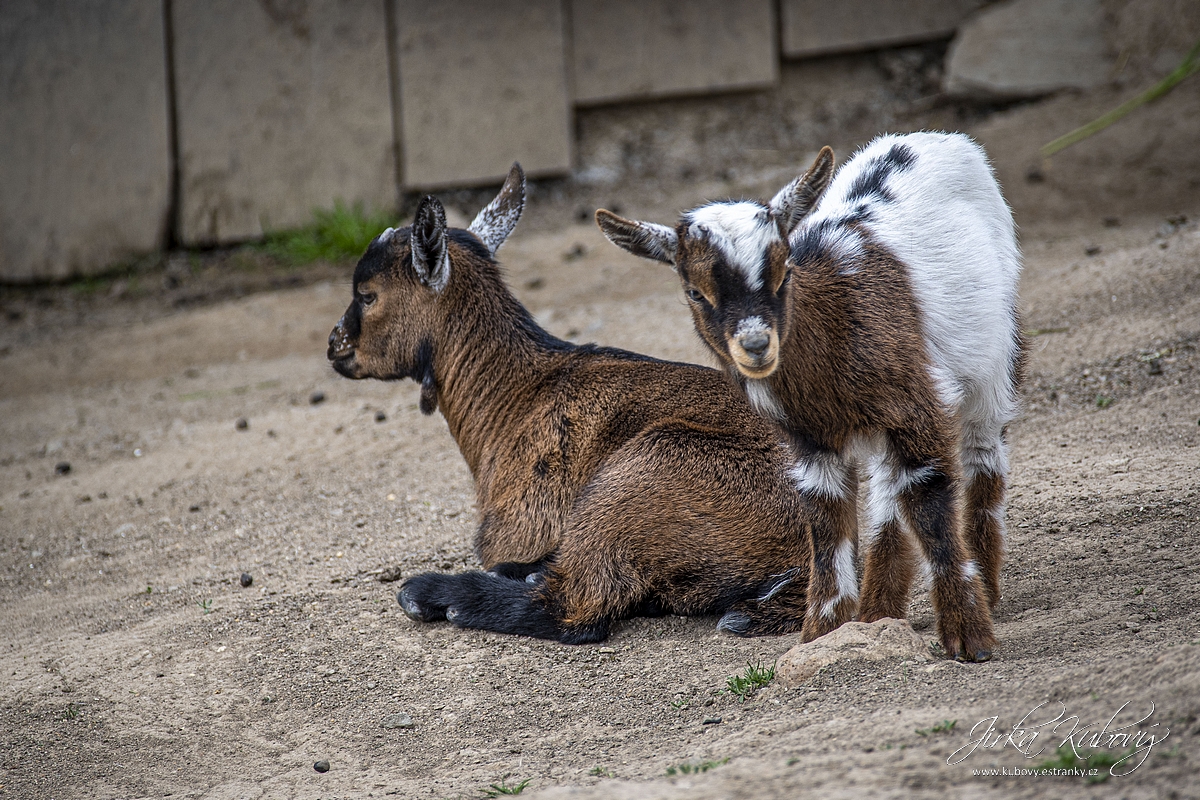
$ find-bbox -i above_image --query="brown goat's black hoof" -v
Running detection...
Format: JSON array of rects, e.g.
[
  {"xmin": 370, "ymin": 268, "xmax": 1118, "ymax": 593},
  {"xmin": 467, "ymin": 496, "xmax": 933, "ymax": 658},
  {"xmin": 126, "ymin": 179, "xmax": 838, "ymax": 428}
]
[{"xmin": 397, "ymin": 581, "xmax": 447, "ymax": 622}]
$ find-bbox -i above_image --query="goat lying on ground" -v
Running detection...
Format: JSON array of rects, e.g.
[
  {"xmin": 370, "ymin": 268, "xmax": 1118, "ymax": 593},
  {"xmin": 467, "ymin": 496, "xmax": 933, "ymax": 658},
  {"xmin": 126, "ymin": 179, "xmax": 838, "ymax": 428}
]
[
  {"xmin": 597, "ymin": 132, "xmax": 1025, "ymax": 661},
  {"xmin": 327, "ymin": 164, "xmax": 811, "ymax": 644}
]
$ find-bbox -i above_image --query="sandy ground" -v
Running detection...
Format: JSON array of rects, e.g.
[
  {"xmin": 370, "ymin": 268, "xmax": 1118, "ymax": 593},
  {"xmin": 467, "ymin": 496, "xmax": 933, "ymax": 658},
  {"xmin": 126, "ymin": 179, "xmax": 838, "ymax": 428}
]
[{"xmin": 3, "ymin": 62, "xmax": 1200, "ymax": 799}]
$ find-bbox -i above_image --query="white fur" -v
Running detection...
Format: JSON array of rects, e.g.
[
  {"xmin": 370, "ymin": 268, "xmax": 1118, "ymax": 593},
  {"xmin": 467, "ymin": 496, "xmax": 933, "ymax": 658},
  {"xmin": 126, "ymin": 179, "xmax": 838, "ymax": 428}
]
[
  {"xmin": 961, "ymin": 560, "xmax": 979, "ymax": 581},
  {"xmin": 735, "ymin": 315, "xmax": 769, "ymax": 339},
  {"xmin": 684, "ymin": 202, "xmax": 781, "ymax": 290},
  {"xmin": 819, "ymin": 538, "xmax": 859, "ymax": 620},
  {"xmin": 800, "ymin": 132, "xmax": 1022, "ymax": 453},
  {"xmin": 788, "ymin": 452, "xmax": 850, "ymax": 500},
  {"xmin": 745, "ymin": 379, "xmax": 786, "ymax": 422}
]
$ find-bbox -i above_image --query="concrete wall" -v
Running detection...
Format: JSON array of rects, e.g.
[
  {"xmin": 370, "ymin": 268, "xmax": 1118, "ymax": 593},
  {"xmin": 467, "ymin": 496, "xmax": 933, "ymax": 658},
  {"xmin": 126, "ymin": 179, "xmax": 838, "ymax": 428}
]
[
  {"xmin": 171, "ymin": 0, "xmax": 396, "ymax": 246},
  {"xmin": 393, "ymin": 0, "xmax": 572, "ymax": 189},
  {"xmin": 0, "ymin": 0, "xmax": 172, "ymax": 281},
  {"xmin": 781, "ymin": 0, "xmax": 986, "ymax": 57},
  {"xmin": 570, "ymin": 0, "xmax": 777, "ymax": 105},
  {"xmin": 1, "ymin": 1, "xmax": 1006, "ymax": 281}
]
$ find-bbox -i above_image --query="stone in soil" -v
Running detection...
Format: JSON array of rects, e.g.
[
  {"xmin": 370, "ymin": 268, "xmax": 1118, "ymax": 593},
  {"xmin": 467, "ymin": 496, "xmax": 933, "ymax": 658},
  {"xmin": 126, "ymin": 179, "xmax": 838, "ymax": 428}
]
[
  {"xmin": 54, "ymin": 462, "xmax": 71, "ymax": 475},
  {"xmin": 310, "ymin": 391, "xmax": 326, "ymax": 405},
  {"xmin": 235, "ymin": 417, "xmax": 249, "ymax": 430},
  {"xmin": 314, "ymin": 760, "xmax": 330, "ymax": 773},
  {"xmin": 382, "ymin": 713, "xmax": 414, "ymax": 729},
  {"xmin": 239, "ymin": 572, "xmax": 253, "ymax": 587}
]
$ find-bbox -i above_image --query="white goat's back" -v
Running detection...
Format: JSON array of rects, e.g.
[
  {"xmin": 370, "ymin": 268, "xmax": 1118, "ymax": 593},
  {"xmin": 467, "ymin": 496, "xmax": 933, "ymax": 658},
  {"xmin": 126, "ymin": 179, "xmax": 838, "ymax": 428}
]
[{"xmin": 799, "ymin": 132, "xmax": 1022, "ymax": 426}]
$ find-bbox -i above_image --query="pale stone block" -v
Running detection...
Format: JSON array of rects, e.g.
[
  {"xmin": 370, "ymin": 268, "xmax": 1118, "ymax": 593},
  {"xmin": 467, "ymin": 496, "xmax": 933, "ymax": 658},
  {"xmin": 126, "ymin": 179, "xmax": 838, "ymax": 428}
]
[
  {"xmin": 0, "ymin": 1, "xmax": 171, "ymax": 281},
  {"xmin": 781, "ymin": 0, "xmax": 985, "ymax": 58},
  {"xmin": 394, "ymin": 0, "xmax": 572, "ymax": 189},
  {"xmin": 776, "ymin": 618, "xmax": 931, "ymax": 687},
  {"xmin": 944, "ymin": 0, "xmax": 1113, "ymax": 99},
  {"xmin": 570, "ymin": 0, "xmax": 777, "ymax": 105},
  {"xmin": 172, "ymin": 0, "xmax": 396, "ymax": 246}
]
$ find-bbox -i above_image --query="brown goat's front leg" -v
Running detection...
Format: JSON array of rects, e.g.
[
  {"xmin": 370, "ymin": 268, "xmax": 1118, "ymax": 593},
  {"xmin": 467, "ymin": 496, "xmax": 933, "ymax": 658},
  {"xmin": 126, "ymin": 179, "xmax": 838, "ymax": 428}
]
[
  {"xmin": 891, "ymin": 437, "xmax": 996, "ymax": 661},
  {"xmin": 794, "ymin": 451, "xmax": 859, "ymax": 642}
]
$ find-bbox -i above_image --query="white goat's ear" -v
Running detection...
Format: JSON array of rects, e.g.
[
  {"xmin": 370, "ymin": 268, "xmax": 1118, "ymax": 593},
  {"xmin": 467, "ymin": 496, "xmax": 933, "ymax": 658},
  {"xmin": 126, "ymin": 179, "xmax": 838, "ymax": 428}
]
[
  {"xmin": 468, "ymin": 162, "xmax": 525, "ymax": 254},
  {"xmin": 411, "ymin": 195, "xmax": 451, "ymax": 293},
  {"xmin": 769, "ymin": 146, "xmax": 835, "ymax": 236},
  {"xmin": 595, "ymin": 209, "xmax": 678, "ymax": 267}
]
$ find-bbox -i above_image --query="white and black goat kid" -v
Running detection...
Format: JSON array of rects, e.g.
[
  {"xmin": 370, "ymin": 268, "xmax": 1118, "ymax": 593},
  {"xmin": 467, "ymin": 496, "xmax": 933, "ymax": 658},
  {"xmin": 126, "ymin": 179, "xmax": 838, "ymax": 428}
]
[
  {"xmin": 328, "ymin": 164, "xmax": 813, "ymax": 644},
  {"xmin": 597, "ymin": 132, "xmax": 1025, "ymax": 661}
]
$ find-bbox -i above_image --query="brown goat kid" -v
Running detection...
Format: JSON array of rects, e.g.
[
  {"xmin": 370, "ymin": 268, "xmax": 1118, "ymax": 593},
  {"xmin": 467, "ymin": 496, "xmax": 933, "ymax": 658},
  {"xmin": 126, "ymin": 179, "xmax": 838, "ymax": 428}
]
[{"xmin": 327, "ymin": 164, "xmax": 811, "ymax": 644}]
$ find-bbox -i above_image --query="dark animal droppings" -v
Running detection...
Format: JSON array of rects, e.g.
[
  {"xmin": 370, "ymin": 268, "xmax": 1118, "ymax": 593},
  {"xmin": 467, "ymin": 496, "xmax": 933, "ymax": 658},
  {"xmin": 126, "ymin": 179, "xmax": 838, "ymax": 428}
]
[
  {"xmin": 240, "ymin": 572, "xmax": 253, "ymax": 588},
  {"xmin": 54, "ymin": 462, "xmax": 71, "ymax": 475},
  {"xmin": 235, "ymin": 418, "xmax": 249, "ymax": 430},
  {"xmin": 375, "ymin": 411, "xmax": 387, "ymax": 422},
  {"xmin": 310, "ymin": 391, "xmax": 326, "ymax": 405},
  {"xmin": 314, "ymin": 760, "xmax": 330, "ymax": 773}
]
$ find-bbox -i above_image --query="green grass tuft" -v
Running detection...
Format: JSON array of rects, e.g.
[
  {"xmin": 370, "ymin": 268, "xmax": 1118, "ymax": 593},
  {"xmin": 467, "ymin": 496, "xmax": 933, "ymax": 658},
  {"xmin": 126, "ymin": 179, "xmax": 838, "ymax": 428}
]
[
  {"xmin": 261, "ymin": 201, "xmax": 397, "ymax": 265},
  {"xmin": 480, "ymin": 776, "xmax": 530, "ymax": 796},
  {"xmin": 666, "ymin": 758, "xmax": 729, "ymax": 777},
  {"xmin": 915, "ymin": 719, "xmax": 957, "ymax": 736},
  {"xmin": 725, "ymin": 660, "xmax": 776, "ymax": 702}
]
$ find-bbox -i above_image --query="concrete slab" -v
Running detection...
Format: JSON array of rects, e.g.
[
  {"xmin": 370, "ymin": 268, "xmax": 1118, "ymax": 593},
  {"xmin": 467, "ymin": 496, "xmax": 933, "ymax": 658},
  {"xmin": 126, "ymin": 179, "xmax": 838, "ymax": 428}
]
[
  {"xmin": 944, "ymin": 0, "xmax": 1113, "ymax": 99},
  {"xmin": 0, "ymin": 0, "xmax": 171, "ymax": 281},
  {"xmin": 172, "ymin": 0, "xmax": 396, "ymax": 246},
  {"xmin": 781, "ymin": 0, "xmax": 985, "ymax": 58},
  {"xmin": 570, "ymin": 0, "xmax": 777, "ymax": 105},
  {"xmin": 393, "ymin": 0, "xmax": 571, "ymax": 189}
]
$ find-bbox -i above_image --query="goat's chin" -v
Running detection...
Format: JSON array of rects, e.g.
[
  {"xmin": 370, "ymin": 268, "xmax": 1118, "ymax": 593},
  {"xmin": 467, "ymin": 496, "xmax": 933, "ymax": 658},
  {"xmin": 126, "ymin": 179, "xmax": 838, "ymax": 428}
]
[
  {"xmin": 730, "ymin": 355, "xmax": 779, "ymax": 380},
  {"xmin": 330, "ymin": 355, "xmax": 366, "ymax": 379}
]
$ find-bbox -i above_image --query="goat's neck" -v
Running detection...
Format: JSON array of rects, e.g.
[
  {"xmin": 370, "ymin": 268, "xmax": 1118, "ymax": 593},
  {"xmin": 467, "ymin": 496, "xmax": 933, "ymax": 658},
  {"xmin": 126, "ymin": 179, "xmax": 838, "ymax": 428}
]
[
  {"xmin": 763, "ymin": 264, "xmax": 856, "ymax": 449},
  {"xmin": 432, "ymin": 283, "xmax": 557, "ymax": 476}
]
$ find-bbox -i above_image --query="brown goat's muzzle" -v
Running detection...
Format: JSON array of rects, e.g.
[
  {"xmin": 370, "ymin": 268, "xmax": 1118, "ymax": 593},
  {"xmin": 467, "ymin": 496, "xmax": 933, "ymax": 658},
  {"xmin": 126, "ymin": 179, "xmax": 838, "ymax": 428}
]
[{"xmin": 328, "ymin": 320, "xmax": 364, "ymax": 378}]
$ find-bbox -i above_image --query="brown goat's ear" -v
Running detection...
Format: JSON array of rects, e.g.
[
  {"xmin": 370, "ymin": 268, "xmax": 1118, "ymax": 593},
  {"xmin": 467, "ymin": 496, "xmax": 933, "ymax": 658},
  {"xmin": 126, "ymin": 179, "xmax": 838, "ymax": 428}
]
[
  {"xmin": 595, "ymin": 209, "xmax": 679, "ymax": 268},
  {"xmin": 411, "ymin": 195, "xmax": 451, "ymax": 293},
  {"xmin": 468, "ymin": 162, "xmax": 525, "ymax": 255},
  {"xmin": 769, "ymin": 146, "xmax": 835, "ymax": 236}
]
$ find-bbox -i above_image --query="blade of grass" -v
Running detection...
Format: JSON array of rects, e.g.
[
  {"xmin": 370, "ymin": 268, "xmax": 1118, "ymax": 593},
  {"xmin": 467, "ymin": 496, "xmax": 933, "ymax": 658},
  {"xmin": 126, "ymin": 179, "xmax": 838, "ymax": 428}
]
[{"xmin": 1041, "ymin": 38, "xmax": 1200, "ymax": 157}]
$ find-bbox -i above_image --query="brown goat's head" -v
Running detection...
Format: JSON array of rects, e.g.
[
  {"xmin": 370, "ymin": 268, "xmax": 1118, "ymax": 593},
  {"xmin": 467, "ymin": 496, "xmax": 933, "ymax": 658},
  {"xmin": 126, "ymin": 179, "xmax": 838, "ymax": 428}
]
[
  {"xmin": 327, "ymin": 163, "xmax": 526, "ymax": 411},
  {"xmin": 596, "ymin": 148, "xmax": 834, "ymax": 379}
]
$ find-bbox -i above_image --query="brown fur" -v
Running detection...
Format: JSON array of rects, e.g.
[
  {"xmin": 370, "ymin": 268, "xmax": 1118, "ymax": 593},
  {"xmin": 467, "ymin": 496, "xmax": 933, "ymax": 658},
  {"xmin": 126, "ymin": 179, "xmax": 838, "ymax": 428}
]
[{"xmin": 329, "ymin": 176, "xmax": 812, "ymax": 643}]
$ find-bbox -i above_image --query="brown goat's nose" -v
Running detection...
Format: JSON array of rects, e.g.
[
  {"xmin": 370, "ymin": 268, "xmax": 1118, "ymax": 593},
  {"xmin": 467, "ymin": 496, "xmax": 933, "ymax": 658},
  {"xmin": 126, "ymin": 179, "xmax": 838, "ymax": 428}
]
[{"xmin": 741, "ymin": 332, "xmax": 770, "ymax": 355}]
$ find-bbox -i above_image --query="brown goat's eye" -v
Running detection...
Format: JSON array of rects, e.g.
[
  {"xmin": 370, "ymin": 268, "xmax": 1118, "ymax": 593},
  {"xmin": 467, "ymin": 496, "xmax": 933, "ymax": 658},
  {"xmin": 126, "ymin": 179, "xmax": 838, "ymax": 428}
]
[
  {"xmin": 685, "ymin": 288, "xmax": 706, "ymax": 304},
  {"xmin": 358, "ymin": 291, "xmax": 377, "ymax": 307}
]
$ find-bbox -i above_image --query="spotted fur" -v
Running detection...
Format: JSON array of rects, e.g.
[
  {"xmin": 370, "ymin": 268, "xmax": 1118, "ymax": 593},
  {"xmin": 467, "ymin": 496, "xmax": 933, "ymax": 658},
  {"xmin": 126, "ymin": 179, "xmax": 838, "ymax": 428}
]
[{"xmin": 598, "ymin": 132, "xmax": 1026, "ymax": 662}]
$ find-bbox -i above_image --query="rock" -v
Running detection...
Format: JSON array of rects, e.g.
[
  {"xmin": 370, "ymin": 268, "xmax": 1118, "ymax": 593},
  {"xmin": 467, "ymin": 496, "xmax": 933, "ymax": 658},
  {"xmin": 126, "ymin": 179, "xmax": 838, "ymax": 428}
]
[
  {"xmin": 374, "ymin": 410, "xmax": 387, "ymax": 422},
  {"xmin": 782, "ymin": 0, "xmax": 985, "ymax": 58},
  {"xmin": 944, "ymin": 0, "xmax": 1112, "ymax": 99},
  {"xmin": 313, "ymin": 760, "xmax": 330, "ymax": 773},
  {"xmin": 235, "ymin": 418, "xmax": 248, "ymax": 430},
  {"xmin": 776, "ymin": 618, "xmax": 931, "ymax": 688},
  {"xmin": 309, "ymin": 391, "xmax": 326, "ymax": 405},
  {"xmin": 382, "ymin": 713, "xmax": 414, "ymax": 729},
  {"xmin": 239, "ymin": 572, "xmax": 253, "ymax": 588},
  {"xmin": 54, "ymin": 461, "xmax": 71, "ymax": 475}
]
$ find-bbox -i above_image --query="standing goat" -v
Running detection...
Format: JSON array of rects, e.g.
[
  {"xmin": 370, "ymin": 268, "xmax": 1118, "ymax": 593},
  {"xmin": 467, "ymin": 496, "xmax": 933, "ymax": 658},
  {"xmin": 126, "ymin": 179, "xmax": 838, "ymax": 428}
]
[
  {"xmin": 328, "ymin": 164, "xmax": 812, "ymax": 644},
  {"xmin": 596, "ymin": 132, "xmax": 1024, "ymax": 661}
]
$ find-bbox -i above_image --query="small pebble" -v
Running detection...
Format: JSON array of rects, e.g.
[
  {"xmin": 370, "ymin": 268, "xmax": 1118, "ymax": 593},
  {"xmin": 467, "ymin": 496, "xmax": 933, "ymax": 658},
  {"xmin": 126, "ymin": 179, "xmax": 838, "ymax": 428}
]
[
  {"xmin": 375, "ymin": 410, "xmax": 387, "ymax": 422},
  {"xmin": 702, "ymin": 716, "xmax": 723, "ymax": 725},
  {"xmin": 382, "ymin": 713, "xmax": 414, "ymax": 729},
  {"xmin": 240, "ymin": 572, "xmax": 253, "ymax": 588},
  {"xmin": 188, "ymin": 504, "xmax": 200, "ymax": 512},
  {"xmin": 235, "ymin": 418, "xmax": 249, "ymax": 430},
  {"xmin": 314, "ymin": 760, "xmax": 330, "ymax": 773},
  {"xmin": 310, "ymin": 391, "xmax": 326, "ymax": 405},
  {"xmin": 54, "ymin": 461, "xmax": 71, "ymax": 475},
  {"xmin": 1085, "ymin": 245, "xmax": 1101, "ymax": 256}
]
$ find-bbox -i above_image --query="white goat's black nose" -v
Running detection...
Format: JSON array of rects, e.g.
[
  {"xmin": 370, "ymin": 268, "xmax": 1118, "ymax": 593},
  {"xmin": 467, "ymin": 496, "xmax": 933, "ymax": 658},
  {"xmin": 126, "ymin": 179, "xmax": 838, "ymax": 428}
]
[{"xmin": 741, "ymin": 333, "xmax": 770, "ymax": 355}]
